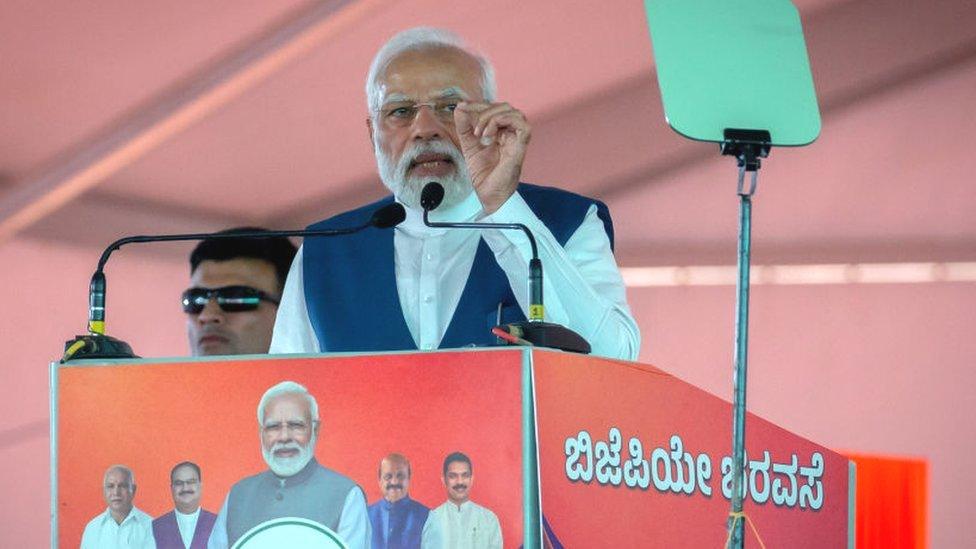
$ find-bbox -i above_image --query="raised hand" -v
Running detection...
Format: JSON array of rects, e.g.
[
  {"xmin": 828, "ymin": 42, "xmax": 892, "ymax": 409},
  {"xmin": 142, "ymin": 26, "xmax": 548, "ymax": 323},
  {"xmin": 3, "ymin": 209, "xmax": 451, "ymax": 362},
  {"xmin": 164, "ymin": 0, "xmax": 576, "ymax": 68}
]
[{"xmin": 454, "ymin": 101, "xmax": 532, "ymax": 214}]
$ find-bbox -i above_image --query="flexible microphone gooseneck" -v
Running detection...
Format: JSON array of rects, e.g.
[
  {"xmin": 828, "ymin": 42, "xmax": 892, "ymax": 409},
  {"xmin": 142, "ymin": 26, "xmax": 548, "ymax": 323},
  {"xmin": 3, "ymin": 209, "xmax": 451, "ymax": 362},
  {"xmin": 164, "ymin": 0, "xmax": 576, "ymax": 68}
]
[
  {"xmin": 419, "ymin": 182, "xmax": 590, "ymax": 354},
  {"xmin": 420, "ymin": 183, "xmax": 545, "ymax": 322},
  {"xmin": 63, "ymin": 202, "xmax": 406, "ymax": 362}
]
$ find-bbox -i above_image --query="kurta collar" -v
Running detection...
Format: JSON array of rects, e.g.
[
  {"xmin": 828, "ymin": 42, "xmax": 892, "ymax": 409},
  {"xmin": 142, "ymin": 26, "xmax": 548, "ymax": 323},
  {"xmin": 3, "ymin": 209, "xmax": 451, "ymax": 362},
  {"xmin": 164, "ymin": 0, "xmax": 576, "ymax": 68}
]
[
  {"xmin": 399, "ymin": 189, "xmax": 483, "ymax": 235},
  {"xmin": 102, "ymin": 506, "xmax": 142, "ymax": 526},
  {"xmin": 380, "ymin": 496, "xmax": 413, "ymax": 511},
  {"xmin": 448, "ymin": 499, "xmax": 473, "ymax": 512},
  {"xmin": 175, "ymin": 507, "xmax": 200, "ymax": 519}
]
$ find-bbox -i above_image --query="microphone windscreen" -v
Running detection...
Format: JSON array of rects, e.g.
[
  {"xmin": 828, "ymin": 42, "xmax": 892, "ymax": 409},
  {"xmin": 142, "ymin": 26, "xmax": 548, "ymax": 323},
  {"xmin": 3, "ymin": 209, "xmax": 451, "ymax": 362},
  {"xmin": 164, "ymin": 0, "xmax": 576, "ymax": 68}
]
[
  {"xmin": 420, "ymin": 182, "xmax": 445, "ymax": 211},
  {"xmin": 370, "ymin": 202, "xmax": 407, "ymax": 228}
]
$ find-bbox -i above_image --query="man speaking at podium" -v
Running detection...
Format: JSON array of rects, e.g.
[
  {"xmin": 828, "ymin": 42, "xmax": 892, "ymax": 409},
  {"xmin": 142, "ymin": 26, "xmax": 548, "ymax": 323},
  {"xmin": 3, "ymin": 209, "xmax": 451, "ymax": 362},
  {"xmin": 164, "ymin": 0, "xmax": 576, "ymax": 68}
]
[{"xmin": 270, "ymin": 27, "xmax": 639, "ymax": 360}]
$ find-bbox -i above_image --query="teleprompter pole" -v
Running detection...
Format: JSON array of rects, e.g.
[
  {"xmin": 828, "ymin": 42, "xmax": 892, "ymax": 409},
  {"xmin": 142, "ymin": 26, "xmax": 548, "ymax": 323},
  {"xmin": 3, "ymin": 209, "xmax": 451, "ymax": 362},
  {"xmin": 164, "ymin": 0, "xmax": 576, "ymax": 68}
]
[
  {"xmin": 522, "ymin": 356, "xmax": 542, "ymax": 548},
  {"xmin": 720, "ymin": 129, "xmax": 769, "ymax": 549}
]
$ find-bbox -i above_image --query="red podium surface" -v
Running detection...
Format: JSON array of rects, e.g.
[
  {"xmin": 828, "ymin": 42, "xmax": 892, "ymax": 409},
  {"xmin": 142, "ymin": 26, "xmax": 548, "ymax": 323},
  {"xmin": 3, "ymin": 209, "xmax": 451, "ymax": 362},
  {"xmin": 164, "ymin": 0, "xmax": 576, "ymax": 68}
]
[{"xmin": 52, "ymin": 349, "xmax": 852, "ymax": 547}]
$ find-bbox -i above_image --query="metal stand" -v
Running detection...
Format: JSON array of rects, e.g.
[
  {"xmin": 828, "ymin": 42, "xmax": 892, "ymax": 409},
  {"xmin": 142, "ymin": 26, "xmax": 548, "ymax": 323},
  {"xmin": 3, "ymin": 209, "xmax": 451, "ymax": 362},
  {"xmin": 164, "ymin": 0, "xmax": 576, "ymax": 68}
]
[{"xmin": 720, "ymin": 129, "xmax": 770, "ymax": 549}]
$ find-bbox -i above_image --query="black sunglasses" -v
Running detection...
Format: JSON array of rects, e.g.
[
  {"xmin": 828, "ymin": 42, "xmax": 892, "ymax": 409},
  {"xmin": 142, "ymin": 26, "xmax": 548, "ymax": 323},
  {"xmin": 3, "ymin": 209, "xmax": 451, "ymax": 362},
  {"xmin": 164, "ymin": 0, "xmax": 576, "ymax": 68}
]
[{"xmin": 181, "ymin": 285, "xmax": 280, "ymax": 314}]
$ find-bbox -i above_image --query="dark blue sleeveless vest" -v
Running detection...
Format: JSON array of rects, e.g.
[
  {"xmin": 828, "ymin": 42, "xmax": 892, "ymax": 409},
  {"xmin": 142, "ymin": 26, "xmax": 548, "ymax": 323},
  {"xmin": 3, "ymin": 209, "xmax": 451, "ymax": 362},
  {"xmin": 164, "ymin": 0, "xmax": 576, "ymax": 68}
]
[{"xmin": 302, "ymin": 183, "xmax": 613, "ymax": 352}]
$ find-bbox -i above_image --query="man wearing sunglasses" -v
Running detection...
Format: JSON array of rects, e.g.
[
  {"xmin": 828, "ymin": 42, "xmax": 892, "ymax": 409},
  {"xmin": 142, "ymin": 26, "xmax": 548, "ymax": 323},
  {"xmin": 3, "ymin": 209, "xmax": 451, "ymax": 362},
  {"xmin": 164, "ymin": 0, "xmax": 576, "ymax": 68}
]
[
  {"xmin": 185, "ymin": 228, "xmax": 297, "ymax": 356},
  {"xmin": 270, "ymin": 27, "xmax": 639, "ymax": 360}
]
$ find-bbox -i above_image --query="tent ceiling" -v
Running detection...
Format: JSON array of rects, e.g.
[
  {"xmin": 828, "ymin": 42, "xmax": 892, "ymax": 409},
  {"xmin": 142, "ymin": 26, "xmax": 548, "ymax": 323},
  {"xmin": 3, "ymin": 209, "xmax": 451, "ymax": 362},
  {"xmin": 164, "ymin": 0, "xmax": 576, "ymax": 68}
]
[{"xmin": 1, "ymin": 0, "xmax": 974, "ymax": 265}]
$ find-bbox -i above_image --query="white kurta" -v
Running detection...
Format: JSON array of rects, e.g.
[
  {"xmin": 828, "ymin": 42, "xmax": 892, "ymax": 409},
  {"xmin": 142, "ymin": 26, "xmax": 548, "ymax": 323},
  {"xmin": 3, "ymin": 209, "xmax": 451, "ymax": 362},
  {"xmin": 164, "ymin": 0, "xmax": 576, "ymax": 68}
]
[
  {"xmin": 80, "ymin": 507, "xmax": 156, "ymax": 549},
  {"xmin": 421, "ymin": 500, "xmax": 502, "ymax": 549},
  {"xmin": 270, "ymin": 189, "xmax": 641, "ymax": 360},
  {"xmin": 174, "ymin": 508, "xmax": 200, "ymax": 548}
]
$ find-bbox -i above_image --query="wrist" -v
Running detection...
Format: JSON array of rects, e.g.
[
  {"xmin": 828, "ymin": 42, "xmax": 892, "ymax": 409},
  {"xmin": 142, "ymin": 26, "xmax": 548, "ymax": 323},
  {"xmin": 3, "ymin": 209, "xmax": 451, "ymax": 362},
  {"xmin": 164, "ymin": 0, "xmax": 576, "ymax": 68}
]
[
  {"xmin": 477, "ymin": 184, "xmax": 519, "ymax": 216},
  {"xmin": 477, "ymin": 192, "xmax": 509, "ymax": 215}
]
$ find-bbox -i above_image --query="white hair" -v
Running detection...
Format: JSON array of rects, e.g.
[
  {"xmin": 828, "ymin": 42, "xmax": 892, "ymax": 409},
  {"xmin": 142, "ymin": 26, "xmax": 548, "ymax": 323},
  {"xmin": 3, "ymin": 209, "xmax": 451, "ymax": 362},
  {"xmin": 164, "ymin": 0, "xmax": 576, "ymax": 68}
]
[
  {"xmin": 257, "ymin": 381, "xmax": 319, "ymax": 426},
  {"xmin": 365, "ymin": 27, "xmax": 497, "ymax": 115},
  {"xmin": 105, "ymin": 464, "xmax": 135, "ymax": 487}
]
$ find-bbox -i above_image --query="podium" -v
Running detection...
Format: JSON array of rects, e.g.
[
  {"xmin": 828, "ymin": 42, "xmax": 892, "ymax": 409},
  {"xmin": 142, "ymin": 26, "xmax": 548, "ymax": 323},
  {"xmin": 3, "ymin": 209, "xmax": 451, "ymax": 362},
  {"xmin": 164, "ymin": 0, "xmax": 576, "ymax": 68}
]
[{"xmin": 51, "ymin": 349, "xmax": 853, "ymax": 547}]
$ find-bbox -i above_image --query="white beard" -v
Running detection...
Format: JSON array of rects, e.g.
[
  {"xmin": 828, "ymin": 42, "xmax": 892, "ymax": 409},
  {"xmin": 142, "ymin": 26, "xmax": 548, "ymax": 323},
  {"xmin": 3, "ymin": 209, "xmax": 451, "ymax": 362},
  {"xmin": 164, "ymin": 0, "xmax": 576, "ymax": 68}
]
[
  {"xmin": 375, "ymin": 138, "xmax": 475, "ymax": 210},
  {"xmin": 262, "ymin": 433, "xmax": 316, "ymax": 477}
]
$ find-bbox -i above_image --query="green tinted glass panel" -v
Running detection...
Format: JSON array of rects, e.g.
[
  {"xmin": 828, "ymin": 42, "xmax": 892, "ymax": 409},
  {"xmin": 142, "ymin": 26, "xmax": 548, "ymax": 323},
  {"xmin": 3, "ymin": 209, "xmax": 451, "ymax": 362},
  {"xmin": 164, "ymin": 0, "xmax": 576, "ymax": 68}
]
[{"xmin": 645, "ymin": 0, "xmax": 821, "ymax": 146}]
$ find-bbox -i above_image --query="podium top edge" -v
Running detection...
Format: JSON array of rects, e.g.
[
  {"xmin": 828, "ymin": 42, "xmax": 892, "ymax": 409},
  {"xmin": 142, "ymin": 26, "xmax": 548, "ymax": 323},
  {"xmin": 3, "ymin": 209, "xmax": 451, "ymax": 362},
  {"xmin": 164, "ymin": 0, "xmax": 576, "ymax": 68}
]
[{"xmin": 51, "ymin": 345, "xmax": 589, "ymax": 368}]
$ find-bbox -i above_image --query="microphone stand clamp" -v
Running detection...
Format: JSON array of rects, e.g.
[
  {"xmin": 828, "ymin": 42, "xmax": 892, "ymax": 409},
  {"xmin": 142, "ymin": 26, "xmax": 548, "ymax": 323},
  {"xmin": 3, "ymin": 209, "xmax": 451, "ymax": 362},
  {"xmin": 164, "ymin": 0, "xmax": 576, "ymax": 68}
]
[{"xmin": 62, "ymin": 270, "xmax": 137, "ymax": 362}]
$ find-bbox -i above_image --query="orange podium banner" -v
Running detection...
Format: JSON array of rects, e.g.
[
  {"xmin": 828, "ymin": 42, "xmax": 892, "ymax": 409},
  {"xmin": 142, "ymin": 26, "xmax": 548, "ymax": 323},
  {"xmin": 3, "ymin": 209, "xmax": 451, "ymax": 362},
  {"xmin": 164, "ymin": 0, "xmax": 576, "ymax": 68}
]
[
  {"xmin": 52, "ymin": 349, "xmax": 853, "ymax": 547},
  {"xmin": 533, "ymin": 352, "xmax": 853, "ymax": 547}
]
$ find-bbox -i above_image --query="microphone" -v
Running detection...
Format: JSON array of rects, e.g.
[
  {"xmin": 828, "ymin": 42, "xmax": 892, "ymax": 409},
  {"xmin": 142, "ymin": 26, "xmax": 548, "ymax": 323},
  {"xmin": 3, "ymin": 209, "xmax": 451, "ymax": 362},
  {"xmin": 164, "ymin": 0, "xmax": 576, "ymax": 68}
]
[
  {"xmin": 421, "ymin": 183, "xmax": 543, "ymax": 318},
  {"xmin": 420, "ymin": 182, "xmax": 590, "ymax": 354},
  {"xmin": 62, "ymin": 202, "xmax": 406, "ymax": 361}
]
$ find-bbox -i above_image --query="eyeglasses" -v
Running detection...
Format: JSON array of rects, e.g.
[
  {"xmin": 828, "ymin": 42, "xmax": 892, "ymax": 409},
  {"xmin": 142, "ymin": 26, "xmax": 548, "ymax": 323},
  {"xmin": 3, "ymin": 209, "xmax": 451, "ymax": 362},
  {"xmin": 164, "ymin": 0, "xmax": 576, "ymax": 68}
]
[
  {"xmin": 171, "ymin": 478, "xmax": 199, "ymax": 489},
  {"xmin": 379, "ymin": 98, "xmax": 461, "ymax": 126},
  {"xmin": 181, "ymin": 285, "xmax": 279, "ymax": 314},
  {"xmin": 262, "ymin": 420, "xmax": 315, "ymax": 436}
]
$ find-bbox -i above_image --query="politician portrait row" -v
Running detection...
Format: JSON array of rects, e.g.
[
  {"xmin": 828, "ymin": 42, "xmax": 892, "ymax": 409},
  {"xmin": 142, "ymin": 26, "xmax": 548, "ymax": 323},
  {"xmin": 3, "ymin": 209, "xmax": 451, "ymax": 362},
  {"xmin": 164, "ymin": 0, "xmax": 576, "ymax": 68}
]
[{"xmin": 78, "ymin": 380, "xmax": 503, "ymax": 549}]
